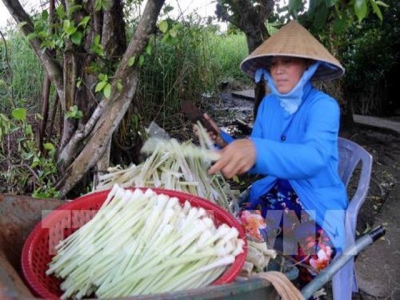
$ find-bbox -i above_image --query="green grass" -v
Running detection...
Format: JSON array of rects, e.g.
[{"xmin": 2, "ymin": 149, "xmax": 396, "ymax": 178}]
[
  {"xmin": 0, "ymin": 30, "xmax": 44, "ymax": 113},
  {"xmin": 136, "ymin": 26, "xmax": 251, "ymax": 125},
  {"xmin": 207, "ymin": 32, "xmax": 250, "ymax": 84},
  {"xmin": 1, "ymin": 22, "xmax": 250, "ymax": 120}
]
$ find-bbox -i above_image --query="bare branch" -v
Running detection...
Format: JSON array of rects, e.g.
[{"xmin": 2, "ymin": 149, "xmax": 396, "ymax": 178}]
[
  {"xmin": 1, "ymin": 0, "xmax": 65, "ymax": 101},
  {"xmin": 55, "ymin": 0, "xmax": 166, "ymax": 197},
  {"xmin": 57, "ymin": 99, "xmax": 106, "ymax": 165},
  {"xmin": 0, "ymin": 30, "xmax": 15, "ymax": 108}
]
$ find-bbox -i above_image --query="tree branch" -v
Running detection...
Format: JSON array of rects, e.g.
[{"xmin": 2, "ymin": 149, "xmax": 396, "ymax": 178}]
[
  {"xmin": 55, "ymin": 0, "xmax": 166, "ymax": 197},
  {"xmin": 0, "ymin": 30, "xmax": 15, "ymax": 108},
  {"xmin": 1, "ymin": 0, "xmax": 65, "ymax": 100}
]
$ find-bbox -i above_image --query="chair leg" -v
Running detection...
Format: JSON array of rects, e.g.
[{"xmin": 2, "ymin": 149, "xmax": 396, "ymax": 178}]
[{"xmin": 332, "ymin": 259, "xmax": 357, "ymax": 300}]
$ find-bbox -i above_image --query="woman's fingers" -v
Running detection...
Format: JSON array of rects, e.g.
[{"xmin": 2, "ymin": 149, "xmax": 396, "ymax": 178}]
[{"xmin": 209, "ymin": 139, "xmax": 256, "ymax": 178}]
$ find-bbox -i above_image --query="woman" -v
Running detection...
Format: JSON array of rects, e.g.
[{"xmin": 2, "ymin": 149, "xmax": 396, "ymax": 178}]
[{"xmin": 204, "ymin": 21, "xmax": 350, "ymax": 296}]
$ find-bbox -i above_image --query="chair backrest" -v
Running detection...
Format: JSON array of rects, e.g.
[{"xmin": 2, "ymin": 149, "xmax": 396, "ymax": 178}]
[
  {"xmin": 337, "ymin": 137, "xmax": 373, "ymax": 219},
  {"xmin": 300, "ymin": 138, "xmax": 374, "ymax": 300},
  {"xmin": 333, "ymin": 138, "xmax": 373, "ymax": 300}
]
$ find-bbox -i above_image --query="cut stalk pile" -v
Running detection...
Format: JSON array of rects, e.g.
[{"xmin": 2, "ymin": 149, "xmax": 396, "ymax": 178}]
[
  {"xmin": 96, "ymin": 123, "xmax": 233, "ymax": 212},
  {"xmin": 46, "ymin": 185, "xmax": 245, "ymax": 299}
]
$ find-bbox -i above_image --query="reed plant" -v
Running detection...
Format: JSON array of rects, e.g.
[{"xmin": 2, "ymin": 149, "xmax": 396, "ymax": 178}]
[
  {"xmin": 0, "ymin": 29, "xmax": 44, "ymax": 114},
  {"xmin": 135, "ymin": 23, "xmax": 250, "ymax": 125},
  {"xmin": 205, "ymin": 32, "xmax": 250, "ymax": 86},
  {"xmin": 2, "ymin": 21, "xmax": 249, "ymax": 123}
]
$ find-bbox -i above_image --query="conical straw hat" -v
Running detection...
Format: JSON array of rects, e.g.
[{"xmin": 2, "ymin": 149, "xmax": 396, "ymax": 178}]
[{"xmin": 240, "ymin": 20, "xmax": 344, "ymax": 81}]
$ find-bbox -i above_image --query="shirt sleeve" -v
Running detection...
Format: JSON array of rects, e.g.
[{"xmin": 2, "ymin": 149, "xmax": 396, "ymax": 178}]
[{"xmin": 220, "ymin": 130, "xmax": 234, "ymax": 145}]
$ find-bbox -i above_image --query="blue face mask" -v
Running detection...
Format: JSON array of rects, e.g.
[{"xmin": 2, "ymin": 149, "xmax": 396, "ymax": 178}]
[{"xmin": 255, "ymin": 62, "xmax": 321, "ymax": 115}]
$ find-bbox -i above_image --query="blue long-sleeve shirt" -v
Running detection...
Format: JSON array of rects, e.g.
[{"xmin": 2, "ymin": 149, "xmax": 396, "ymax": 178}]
[{"xmin": 221, "ymin": 82, "xmax": 348, "ymax": 250}]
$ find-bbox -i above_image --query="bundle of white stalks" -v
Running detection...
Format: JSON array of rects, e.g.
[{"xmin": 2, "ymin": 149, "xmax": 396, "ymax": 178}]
[
  {"xmin": 46, "ymin": 185, "xmax": 245, "ymax": 299},
  {"xmin": 96, "ymin": 123, "xmax": 233, "ymax": 212},
  {"xmin": 241, "ymin": 240, "xmax": 278, "ymax": 276}
]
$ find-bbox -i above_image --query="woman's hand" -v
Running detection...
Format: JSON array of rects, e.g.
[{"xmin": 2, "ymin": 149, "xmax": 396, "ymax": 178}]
[{"xmin": 208, "ymin": 138, "xmax": 256, "ymax": 178}]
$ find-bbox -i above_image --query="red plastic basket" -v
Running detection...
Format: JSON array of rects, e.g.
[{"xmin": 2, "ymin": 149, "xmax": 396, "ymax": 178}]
[{"xmin": 21, "ymin": 187, "xmax": 247, "ymax": 299}]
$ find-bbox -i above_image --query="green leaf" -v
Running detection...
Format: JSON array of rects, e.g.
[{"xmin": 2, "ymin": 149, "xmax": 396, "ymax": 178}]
[
  {"xmin": 375, "ymin": 1, "xmax": 389, "ymax": 7},
  {"xmin": 103, "ymin": 83, "xmax": 111, "ymax": 99},
  {"xmin": 32, "ymin": 191, "xmax": 49, "ymax": 199},
  {"xmin": 95, "ymin": 81, "xmax": 107, "ymax": 92},
  {"xmin": 98, "ymin": 73, "xmax": 107, "ymax": 81},
  {"xmin": 17, "ymin": 137, "xmax": 26, "ymax": 144},
  {"xmin": 308, "ymin": 0, "xmax": 317, "ymax": 14},
  {"xmin": 117, "ymin": 81, "xmax": 123, "ymax": 92},
  {"xmin": 139, "ymin": 55, "xmax": 145, "ymax": 66},
  {"xmin": 159, "ymin": 20, "xmax": 169, "ymax": 33},
  {"xmin": 25, "ymin": 124, "xmax": 33, "ymax": 135},
  {"xmin": 38, "ymin": 30, "xmax": 48, "ymax": 39},
  {"xmin": 43, "ymin": 143, "xmax": 55, "ymax": 155},
  {"xmin": 68, "ymin": 4, "xmax": 82, "ymax": 15},
  {"xmin": 325, "ymin": 0, "xmax": 338, "ymax": 7},
  {"xmin": 56, "ymin": 5, "xmax": 66, "ymax": 19},
  {"xmin": 169, "ymin": 36, "xmax": 179, "ymax": 45},
  {"xmin": 23, "ymin": 152, "xmax": 34, "ymax": 160},
  {"xmin": 146, "ymin": 44, "xmax": 152, "ymax": 55},
  {"xmin": 55, "ymin": 38, "xmax": 64, "ymax": 48},
  {"xmin": 163, "ymin": 5, "xmax": 174, "ymax": 14},
  {"xmin": 94, "ymin": 35, "xmax": 101, "ymax": 44},
  {"xmin": 369, "ymin": 0, "xmax": 383, "ymax": 20},
  {"xmin": 0, "ymin": 113, "xmax": 10, "ymax": 123},
  {"xmin": 12, "ymin": 108, "xmax": 27, "ymax": 121},
  {"xmin": 169, "ymin": 28, "xmax": 177, "ymax": 38},
  {"xmin": 94, "ymin": 0, "xmax": 109, "ymax": 11},
  {"xmin": 354, "ymin": 0, "xmax": 368, "ymax": 22},
  {"xmin": 41, "ymin": 10, "xmax": 49, "ymax": 21},
  {"xmin": 313, "ymin": 3, "xmax": 328, "ymax": 29},
  {"xmin": 92, "ymin": 46, "xmax": 104, "ymax": 57},
  {"xmin": 66, "ymin": 105, "xmax": 83, "ymax": 119},
  {"xmin": 71, "ymin": 31, "xmax": 82, "ymax": 45},
  {"xmin": 44, "ymin": 143, "xmax": 55, "ymax": 151},
  {"xmin": 27, "ymin": 32, "xmax": 38, "ymax": 40},
  {"xmin": 333, "ymin": 17, "xmax": 348, "ymax": 34},
  {"xmin": 63, "ymin": 20, "xmax": 71, "ymax": 32},
  {"xmin": 288, "ymin": 0, "xmax": 302, "ymax": 12},
  {"xmin": 35, "ymin": 113, "xmax": 43, "ymax": 120},
  {"xmin": 66, "ymin": 25, "xmax": 77, "ymax": 36},
  {"xmin": 78, "ymin": 16, "xmax": 91, "ymax": 28},
  {"xmin": 128, "ymin": 56, "xmax": 136, "ymax": 67},
  {"xmin": 90, "ymin": 36, "xmax": 104, "ymax": 56}
]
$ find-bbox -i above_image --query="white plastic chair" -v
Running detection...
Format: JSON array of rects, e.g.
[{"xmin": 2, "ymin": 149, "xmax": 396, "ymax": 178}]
[{"xmin": 332, "ymin": 137, "xmax": 373, "ymax": 300}]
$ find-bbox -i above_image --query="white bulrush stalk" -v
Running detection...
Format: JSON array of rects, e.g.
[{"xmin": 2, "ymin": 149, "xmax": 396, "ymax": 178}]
[
  {"xmin": 149, "ymin": 257, "xmax": 215, "ymax": 293},
  {"xmin": 47, "ymin": 185, "xmax": 244, "ymax": 299}
]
